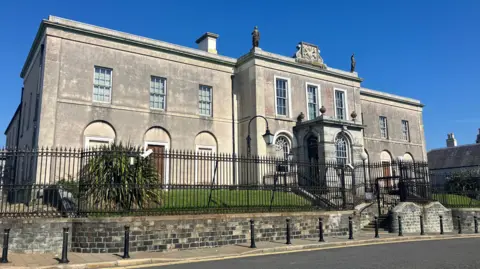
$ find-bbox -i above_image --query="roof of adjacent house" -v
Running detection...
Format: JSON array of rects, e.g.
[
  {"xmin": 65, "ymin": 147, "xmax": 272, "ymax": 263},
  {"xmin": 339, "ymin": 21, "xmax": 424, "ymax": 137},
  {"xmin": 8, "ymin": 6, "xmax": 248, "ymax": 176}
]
[{"xmin": 427, "ymin": 143, "xmax": 480, "ymax": 170}]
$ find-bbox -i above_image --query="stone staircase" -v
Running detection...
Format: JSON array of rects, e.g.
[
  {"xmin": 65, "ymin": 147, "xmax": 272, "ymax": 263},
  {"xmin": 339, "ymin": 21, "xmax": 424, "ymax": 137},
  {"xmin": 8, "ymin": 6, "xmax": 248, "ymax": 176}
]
[{"xmin": 362, "ymin": 214, "xmax": 391, "ymax": 232}]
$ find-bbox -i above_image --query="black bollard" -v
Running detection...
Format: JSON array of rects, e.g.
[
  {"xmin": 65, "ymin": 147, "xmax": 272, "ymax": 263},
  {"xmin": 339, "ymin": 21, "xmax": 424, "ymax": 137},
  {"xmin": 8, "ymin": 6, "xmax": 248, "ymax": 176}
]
[
  {"xmin": 249, "ymin": 220, "xmax": 256, "ymax": 248},
  {"xmin": 374, "ymin": 216, "xmax": 379, "ymax": 238},
  {"xmin": 348, "ymin": 216, "xmax": 354, "ymax": 240},
  {"xmin": 398, "ymin": 216, "xmax": 403, "ymax": 236},
  {"xmin": 1, "ymin": 229, "xmax": 10, "ymax": 263},
  {"xmin": 420, "ymin": 216, "xmax": 425, "ymax": 236},
  {"xmin": 122, "ymin": 225, "xmax": 130, "ymax": 259},
  {"xmin": 457, "ymin": 216, "xmax": 462, "ymax": 234},
  {"xmin": 475, "ymin": 216, "xmax": 478, "ymax": 234},
  {"xmin": 439, "ymin": 215, "xmax": 444, "ymax": 235},
  {"xmin": 286, "ymin": 218, "xmax": 291, "ymax": 245},
  {"xmin": 319, "ymin": 218, "xmax": 325, "ymax": 242},
  {"xmin": 59, "ymin": 227, "xmax": 69, "ymax": 264}
]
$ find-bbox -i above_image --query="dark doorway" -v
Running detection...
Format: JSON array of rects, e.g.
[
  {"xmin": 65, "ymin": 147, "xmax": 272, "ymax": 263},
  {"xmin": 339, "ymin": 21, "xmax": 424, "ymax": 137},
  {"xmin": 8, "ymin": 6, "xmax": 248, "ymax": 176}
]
[{"xmin": 306, "ymin": 136, "xmax": 319, "ymax": 186}]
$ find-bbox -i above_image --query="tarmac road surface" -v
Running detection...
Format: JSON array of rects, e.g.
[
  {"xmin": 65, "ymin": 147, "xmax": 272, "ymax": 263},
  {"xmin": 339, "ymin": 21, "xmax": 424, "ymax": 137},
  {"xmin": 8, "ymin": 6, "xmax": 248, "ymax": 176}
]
[{"xmin": 148, "ymin": 238, "xmax": 480, "ymax": 269}]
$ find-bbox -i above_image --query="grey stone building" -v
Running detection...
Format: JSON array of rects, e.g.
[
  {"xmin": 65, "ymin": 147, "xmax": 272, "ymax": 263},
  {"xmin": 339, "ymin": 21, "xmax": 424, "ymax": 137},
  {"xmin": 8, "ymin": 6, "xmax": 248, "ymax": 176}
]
[
  {"xmin": 428, "ymin": 130, "xmax": 480, "ymax": 175},
  {"xmin": 4, "ymin": 16, "xmax": 427, "ymax": 181}
]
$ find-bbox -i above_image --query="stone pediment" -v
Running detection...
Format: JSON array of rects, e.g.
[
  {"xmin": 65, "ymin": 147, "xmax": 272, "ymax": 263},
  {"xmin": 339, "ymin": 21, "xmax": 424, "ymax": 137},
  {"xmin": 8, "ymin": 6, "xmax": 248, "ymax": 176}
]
[{"xmin": 293, "ymin": 42, "xmax": 326, "ymax": 69}]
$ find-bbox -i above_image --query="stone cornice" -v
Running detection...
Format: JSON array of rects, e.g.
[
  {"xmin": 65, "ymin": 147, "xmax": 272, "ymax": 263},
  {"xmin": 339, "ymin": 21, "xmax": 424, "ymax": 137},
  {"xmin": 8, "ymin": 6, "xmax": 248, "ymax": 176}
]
[
  {"xmin": 295, "ymin": 116, "xmax": 365, "ymax": 130},
  {"xmin": 21, "ymin": 19, "xmax": 237, "ymax": 78},
  {"xmin": 360, "ymin": 88, "xmax": 424, "ymax": 108},
  {"xmin": 237, "ymin": 49, "xmax": 364, "ymax": 83}
]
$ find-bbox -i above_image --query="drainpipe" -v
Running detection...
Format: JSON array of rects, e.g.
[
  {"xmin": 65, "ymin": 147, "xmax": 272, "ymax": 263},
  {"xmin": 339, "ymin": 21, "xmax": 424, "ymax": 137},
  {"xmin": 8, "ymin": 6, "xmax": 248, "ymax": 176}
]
[{"xmin": 231, "ymin": 75, "xmax": 236, "ymax": 185}]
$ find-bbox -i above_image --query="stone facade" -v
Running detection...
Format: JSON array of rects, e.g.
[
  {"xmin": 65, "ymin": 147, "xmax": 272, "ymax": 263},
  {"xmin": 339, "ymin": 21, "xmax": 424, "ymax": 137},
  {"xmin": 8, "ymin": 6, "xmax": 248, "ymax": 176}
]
[
  {"xmin": 0, "ymin": 218, "xmax": 71, "ymax": 254},
  {"xmin": 5, "ymin": 16, "xmax": 426, "ymax": 184},
  {"xmin": 390, "ymin": 202, "xmax": 453, "ymax": 234},
  {"xmin": 0, "ymin": 211, "xmax": 356, "ymax": 254}
]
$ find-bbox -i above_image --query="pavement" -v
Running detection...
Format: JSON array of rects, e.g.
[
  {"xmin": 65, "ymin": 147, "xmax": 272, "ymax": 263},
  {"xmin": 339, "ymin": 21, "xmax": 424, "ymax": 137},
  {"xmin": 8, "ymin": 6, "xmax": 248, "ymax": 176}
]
[
  {"xmin": 0, "ymin": 232, "xmax": 479, "ymax": 269},
  {"xmin": 153, "ymin": 237, "xmax": 480, "ymax": 269}
]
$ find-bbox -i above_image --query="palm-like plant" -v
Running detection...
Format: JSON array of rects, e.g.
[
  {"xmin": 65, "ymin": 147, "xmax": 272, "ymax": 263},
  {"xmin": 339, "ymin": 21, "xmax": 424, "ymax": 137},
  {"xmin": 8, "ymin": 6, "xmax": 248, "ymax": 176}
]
[{"xmin": 80, "ymin": 143, "xmax": 163, "ymax": 211}]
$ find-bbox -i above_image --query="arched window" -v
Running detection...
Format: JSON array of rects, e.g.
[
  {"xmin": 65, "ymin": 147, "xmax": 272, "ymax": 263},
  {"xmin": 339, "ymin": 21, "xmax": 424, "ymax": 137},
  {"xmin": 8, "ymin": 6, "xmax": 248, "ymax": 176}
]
[
  {"xmin": 275, "ymin": 135, "xmax": 291, "ymax": 160},
  {"xmin": 335, "ymin": 134, "xmax": 349, "ymax": 165}
]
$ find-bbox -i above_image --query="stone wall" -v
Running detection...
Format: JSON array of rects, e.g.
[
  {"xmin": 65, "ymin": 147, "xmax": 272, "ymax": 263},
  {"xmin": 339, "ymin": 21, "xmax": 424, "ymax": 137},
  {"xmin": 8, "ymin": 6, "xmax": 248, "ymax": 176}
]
[
  {"xmin": 0, "ymin": 211, "xmax": 357, "ymax": 254},
  {"xmin": 390, "ymin": 202, "xmax": 453, "ymax": 234},
  {"xmin": 0, "ymin": 218, "xmax": 72, "ymax": 254},
  {"xmin": 356, "ymin": 202, "xmax": 377, "ymax": 228},
  {"xmin": 451, "ymin": 208, "xmax": 480, "ymax": 233}
]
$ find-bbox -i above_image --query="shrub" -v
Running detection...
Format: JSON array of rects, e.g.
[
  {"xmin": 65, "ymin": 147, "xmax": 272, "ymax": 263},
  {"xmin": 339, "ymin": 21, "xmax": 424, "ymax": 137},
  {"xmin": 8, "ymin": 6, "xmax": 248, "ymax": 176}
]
[{"xmin": 79, "ymin": 143, "xmax": 163, "ymax": 211}]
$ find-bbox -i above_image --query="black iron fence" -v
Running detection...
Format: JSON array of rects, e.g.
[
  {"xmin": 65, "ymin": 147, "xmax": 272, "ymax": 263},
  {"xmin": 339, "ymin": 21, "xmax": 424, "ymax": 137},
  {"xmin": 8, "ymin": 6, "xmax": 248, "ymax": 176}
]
[
  {"xmin": 0, "ymin": 148, "xmax": 434, "ymax": 217},
  {"xmin": 430, "ymin": 171, "xmax": 480, "ymax": 208}
]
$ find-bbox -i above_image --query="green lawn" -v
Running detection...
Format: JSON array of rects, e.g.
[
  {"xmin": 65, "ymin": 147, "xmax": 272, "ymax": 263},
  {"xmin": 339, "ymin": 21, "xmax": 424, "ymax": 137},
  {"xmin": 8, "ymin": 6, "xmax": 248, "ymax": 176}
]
[
  {"xmin": 433, "ymin": 193, "xmax": 480, "ymax": 207},
  {"xmin": 161, "ymin": 189, "xmax": 311, "ymax": 209}
]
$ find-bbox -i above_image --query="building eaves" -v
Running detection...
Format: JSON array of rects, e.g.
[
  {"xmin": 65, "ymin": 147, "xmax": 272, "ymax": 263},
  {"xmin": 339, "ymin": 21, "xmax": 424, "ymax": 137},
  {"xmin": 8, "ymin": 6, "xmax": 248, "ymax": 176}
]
[
  {"xmin": 236, "ymin": 48, "xmax": 364, "ymax": 83},
  {"xmin": 21, "ymin": 16, "xmax": 237, "ymax": 78},
  {"xmin": 360, "ymin": 87, "xmax": 424, "ymax": 108}
]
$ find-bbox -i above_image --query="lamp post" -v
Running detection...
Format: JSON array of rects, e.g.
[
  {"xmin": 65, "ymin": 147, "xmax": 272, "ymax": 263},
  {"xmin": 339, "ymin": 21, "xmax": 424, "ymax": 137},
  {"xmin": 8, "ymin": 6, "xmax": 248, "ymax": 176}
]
[
  {"xmin": 360, "ymin": 151, "xmax": 368, "ymax": 194},
  {"xmin": 397, "ymin": 156, "xmax": 405, "ymax": 201},
  {"xmin": 246, "ymin": 115, "xmax": 274, "ymax": 157}
]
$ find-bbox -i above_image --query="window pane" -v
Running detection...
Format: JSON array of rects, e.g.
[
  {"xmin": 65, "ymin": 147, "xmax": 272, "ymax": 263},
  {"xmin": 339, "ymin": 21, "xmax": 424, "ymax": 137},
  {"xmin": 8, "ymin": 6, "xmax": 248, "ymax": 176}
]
[
  {"xmin": 275, "ymin": 136, "xmax": 291, "ymax": 160},
  {"xmin": 335, "ymin": 135, "xmax": 348, "ymax": 165},
  {"xmin": 402, "ymin": 120, "xmax": 409, "ymax": 141},
  {"xmin": 93, "ymin": 67, "xmax": 112, "ymax": 102},
  {"xmin": 150, "ymin": 76, "xmax": 166, "ymax": 109},
  {"xmin": 379, "ymin": 116, "xmax": 388, "ymax": 138},
  {"xmin": 335, "ymin": 90, "xmax": 345, "ymax": 120},
  {"xmin": 307, "ymin": 85, "xmax": 318, "ymax": 120},
  {"xmin": 276, "ymin": 79, "xmax": 288, "ymax": 116},
  {"xmin": 199, "ymin": 85, "xmax": 212, "ymax": 116}
]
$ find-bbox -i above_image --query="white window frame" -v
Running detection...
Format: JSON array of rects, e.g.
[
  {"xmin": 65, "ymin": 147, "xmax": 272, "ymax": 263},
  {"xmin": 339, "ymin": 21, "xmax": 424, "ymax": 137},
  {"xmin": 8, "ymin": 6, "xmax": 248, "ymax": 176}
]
[
  {"xmin": 305, "ymin": 83, "xmax": 321, "ymax": 120},
  {"xmin": 335, "ymin": 134, "xmax": 351, "ymax": 165},
  {"xmin": 144, "ymin": 141, "xmax": 170, "ymax": 186},
  {"xmin": 194, "ymin": 145, "xmax": 217, "ymax": 185},
  {"xmin": 379, "ymin": 116, "xmax": 388, "ymax": 139},
  {"xmin": 92, "ymin": 66, "xmax": 113, "ymax": 104},
  {"xmin": 274, "ymin": 135, "xmax": 292, "ymax": 160},
  {"xmin": 402, "ymin": 120, "xmax": 410, "ymax": 141},
  {"xmin": 198, "ymin": 85, "xmax": 213, "ymax": 116},
  {"xmin": 334, "ymin": 88, "xmax": 348, "ymax": 121},
  {"xmin": 150, "ymin": 76, "xmax": 167, "ymax": 110},
  {"xmin": 84, "ymin": 136, "xmax": 114, "ymax": 149},
  {"xmin": 274, "ymin": 76, "xmax": 292, "ymax": 117}
]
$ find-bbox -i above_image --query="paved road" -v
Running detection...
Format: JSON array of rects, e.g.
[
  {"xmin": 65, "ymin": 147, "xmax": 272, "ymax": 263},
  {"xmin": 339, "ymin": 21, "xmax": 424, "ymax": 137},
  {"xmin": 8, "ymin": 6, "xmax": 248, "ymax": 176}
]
[{"xmin": 150, "ymin": 238, "xmax": 480, "ymax": 269}]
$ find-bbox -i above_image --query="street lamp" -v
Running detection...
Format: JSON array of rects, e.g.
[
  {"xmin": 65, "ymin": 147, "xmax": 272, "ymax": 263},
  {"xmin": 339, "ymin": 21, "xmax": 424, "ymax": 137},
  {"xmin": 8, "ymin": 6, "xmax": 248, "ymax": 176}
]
[
  {"xmin": 246, "ymin": 115, "xmax": 274, "ymax": 156},
  {"xmin": 360, "ymin": 151, "xmax": 369, "ymax": 194}
]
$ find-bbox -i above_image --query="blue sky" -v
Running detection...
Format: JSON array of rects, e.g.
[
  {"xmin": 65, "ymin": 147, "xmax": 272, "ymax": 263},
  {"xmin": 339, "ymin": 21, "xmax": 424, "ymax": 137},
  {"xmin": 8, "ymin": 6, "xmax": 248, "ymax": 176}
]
[{"xmin": 1, "ymin": 0, "xmax": 479, "ymax": 150}]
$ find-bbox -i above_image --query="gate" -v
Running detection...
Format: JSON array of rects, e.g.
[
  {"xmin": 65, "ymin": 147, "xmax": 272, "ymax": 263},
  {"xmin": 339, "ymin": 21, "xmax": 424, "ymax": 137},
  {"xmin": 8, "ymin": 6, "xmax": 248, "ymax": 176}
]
[
  {"xmin": 375, "ymin": 175, "xmax": 433, "ymax": 216},
  {"xmin": 375, "ymin": 176, "xmax": 401, "ymax": 215}
]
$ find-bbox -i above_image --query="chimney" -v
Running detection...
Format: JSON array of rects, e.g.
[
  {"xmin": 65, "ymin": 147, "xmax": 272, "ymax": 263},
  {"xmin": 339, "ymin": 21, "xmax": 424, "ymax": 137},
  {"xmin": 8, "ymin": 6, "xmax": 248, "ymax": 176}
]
[
  {"xmin": 476, "ymin": 129, "xmax": 480, "ymax": 144},
  {"xmin": 195, "ymin": 32, "xmax": 219, "ymax": 54},
  {"xmin": 446, "ymin": 133, "xmax": 457, "ymax": 147}
]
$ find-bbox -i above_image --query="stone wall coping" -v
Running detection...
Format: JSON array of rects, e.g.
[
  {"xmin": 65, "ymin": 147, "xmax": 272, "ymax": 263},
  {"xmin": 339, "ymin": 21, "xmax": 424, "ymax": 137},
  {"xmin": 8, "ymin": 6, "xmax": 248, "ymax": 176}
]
[
  {"xmin": 450, "ymin": 208, "xmax": 480, "ymax": 212},
  {"xmin": 69, "ymin": 210, "xmax": 355, "ymax": 223},
  {"xmin": 392, "ymin": 201, "xmax": 450, "ymax": 213},
  {"xmin": 423, "ymin": 201, "xmax": 450, "ymax": 210},
  {"xmin": 0, "ymin": 218, "xmax": 71, "ymax": 225}
]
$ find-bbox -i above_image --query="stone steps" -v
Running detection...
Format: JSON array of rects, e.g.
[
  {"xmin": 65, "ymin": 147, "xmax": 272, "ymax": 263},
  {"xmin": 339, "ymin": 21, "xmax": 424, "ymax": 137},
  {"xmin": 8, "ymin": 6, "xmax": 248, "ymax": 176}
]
[{"xmin": 362, "ymin": 214, "xmax": 390, "ymax": 232}]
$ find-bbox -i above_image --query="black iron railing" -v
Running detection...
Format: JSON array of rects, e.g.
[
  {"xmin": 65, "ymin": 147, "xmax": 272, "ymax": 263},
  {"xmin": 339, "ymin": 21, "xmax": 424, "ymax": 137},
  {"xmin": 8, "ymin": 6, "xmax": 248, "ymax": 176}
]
[{"xmin": 0, "ymin": 148, "xmax": 432, "ymax": 217}]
